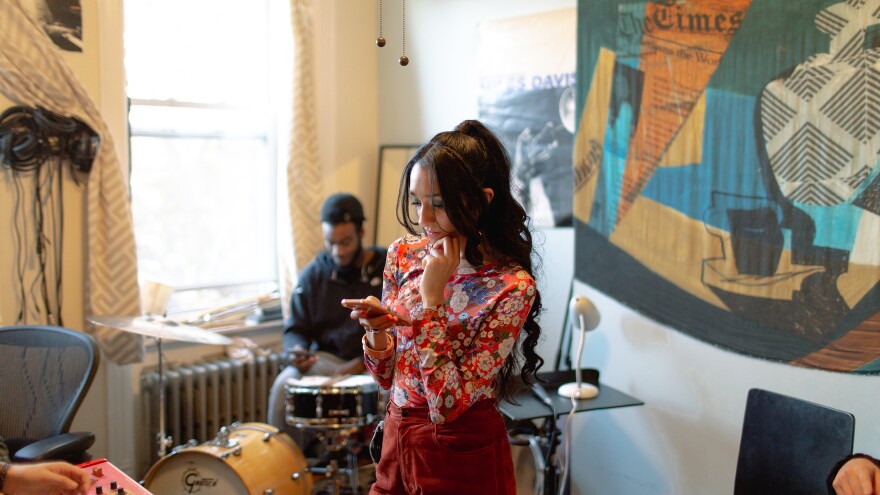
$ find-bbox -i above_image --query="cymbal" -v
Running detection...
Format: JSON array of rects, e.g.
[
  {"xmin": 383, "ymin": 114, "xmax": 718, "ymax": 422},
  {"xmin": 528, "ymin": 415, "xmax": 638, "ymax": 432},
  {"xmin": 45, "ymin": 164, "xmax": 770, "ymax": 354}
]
[{"xmin": 88, "ymin": 315, "xmax": 233, "ymax": 345}]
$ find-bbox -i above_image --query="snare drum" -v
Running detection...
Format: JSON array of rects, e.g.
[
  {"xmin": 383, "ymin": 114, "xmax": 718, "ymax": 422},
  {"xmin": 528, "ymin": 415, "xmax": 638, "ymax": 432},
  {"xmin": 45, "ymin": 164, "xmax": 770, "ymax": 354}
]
[
  {"xmin": 285, "ymin": 374, "xmax": 380, "ymax": 428},
  {"xmin": 143, "ymin": 422, "xmax": 312, "ymax": 495}
]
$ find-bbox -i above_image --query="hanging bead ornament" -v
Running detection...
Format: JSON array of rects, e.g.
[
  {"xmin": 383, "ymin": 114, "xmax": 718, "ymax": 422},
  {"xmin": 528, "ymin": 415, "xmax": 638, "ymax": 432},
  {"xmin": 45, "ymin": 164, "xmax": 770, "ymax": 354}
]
[
  {"xmin": 399, "ymin": 0, "xmax": 409, "ymax": 66},
  {"xmin": 376, "ymin": 0, "xmax": 386, "ymax": 47}
]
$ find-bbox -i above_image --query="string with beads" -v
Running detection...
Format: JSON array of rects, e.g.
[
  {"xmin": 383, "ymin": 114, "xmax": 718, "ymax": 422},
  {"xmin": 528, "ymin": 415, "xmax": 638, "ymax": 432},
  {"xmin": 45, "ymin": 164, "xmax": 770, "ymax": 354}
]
[
  {"xmin": 399, "ymin": 0, "xmax": 408, "ymax": 66},
  {"xmin": 376, "ymin": 0, "xmax": 386, "ymax": 47}
]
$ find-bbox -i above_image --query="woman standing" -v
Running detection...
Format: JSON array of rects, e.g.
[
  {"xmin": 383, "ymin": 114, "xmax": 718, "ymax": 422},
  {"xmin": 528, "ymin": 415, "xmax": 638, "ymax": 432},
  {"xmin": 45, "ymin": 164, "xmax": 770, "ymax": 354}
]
[{"xmin": 349, "ymin": 120, "xmax": 543, "ymax": 494}]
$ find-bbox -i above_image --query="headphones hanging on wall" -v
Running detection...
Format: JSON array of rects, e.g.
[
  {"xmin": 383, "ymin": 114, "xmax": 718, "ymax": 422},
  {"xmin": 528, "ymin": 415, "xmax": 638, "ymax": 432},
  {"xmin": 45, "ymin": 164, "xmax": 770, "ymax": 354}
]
[
  {"xmin": 0, "ymin": 105, "xmax": 99, "ymax": 177},
  {"xmin": 0, "ymin": 106, "xmax": 46, "ymax": 171},
  {"xmin": 66, "ymin": 120, "xmax": 99, "ymax": 175}
]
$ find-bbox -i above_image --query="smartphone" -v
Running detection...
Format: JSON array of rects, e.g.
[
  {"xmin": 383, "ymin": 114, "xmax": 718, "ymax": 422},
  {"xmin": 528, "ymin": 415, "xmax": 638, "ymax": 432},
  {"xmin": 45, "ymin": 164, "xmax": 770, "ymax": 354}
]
[
  {"xmin": 287, "ymin": 347, "xmax": 314, "ymax": 360},
  {"xmin": 341, "ymin": 298, "xmax": 412, "ymax": 325}
]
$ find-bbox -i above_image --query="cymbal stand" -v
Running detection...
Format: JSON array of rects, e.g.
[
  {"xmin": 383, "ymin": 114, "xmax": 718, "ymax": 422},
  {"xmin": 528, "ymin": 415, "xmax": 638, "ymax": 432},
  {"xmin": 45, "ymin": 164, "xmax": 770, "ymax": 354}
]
[{"xmin": 155, "ymin": 336, "xmax": 173, "ymax": 457}]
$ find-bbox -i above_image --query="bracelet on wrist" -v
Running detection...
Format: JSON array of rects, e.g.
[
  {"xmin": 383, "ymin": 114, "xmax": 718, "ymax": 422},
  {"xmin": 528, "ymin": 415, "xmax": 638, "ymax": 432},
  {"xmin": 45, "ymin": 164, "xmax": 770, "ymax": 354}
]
[{"xmin": 362, "ymin": 333, "xmax": 395, "ymax": 359}]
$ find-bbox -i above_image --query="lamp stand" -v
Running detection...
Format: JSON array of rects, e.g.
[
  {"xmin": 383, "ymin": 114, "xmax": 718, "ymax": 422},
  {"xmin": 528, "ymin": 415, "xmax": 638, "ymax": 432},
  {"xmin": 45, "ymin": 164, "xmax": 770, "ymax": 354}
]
[{"xmin": 557, "ymin": 312, "xmax": 599, "ymax": 400}]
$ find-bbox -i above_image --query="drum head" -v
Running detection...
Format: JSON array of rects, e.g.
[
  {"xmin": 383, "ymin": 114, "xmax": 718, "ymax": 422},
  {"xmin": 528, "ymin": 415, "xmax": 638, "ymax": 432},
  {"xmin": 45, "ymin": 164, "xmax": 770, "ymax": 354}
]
[{"xmin": 143, "ymin": 451, "xmax": 249, "ymax": 494}]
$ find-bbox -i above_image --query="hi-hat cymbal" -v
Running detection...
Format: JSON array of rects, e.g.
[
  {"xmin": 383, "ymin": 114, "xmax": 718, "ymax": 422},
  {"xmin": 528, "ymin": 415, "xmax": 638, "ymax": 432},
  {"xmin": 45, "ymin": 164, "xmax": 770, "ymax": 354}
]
[{"xmin": 88, "ymin": 315, "xmax": 233, "ymax": 345}]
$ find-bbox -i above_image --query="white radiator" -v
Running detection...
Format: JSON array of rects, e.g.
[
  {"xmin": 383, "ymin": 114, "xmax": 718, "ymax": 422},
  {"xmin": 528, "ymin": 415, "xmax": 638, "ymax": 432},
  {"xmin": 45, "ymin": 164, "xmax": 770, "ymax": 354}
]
[{"xmin": 139, "ymin": 352, "xmax": 286, "ymax": 470}]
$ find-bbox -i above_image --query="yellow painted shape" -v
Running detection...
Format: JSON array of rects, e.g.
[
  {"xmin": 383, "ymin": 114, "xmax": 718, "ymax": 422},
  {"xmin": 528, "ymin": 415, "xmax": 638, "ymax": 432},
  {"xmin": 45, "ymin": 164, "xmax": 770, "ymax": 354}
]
[{"xmin": 573, "ymin": 48, "xmax": 616, "ymax": 224}]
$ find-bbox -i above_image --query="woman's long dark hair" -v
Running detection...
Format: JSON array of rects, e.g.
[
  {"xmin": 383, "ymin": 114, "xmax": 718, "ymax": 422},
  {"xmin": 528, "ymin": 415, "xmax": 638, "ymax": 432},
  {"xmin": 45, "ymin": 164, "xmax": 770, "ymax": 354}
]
[{"xmin": 396, "ymin": 119, "xmax": 544, "ymax": 400}]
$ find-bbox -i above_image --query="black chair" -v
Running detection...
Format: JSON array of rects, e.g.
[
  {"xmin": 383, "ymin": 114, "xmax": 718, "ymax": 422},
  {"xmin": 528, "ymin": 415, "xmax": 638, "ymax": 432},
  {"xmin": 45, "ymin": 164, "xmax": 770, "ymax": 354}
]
[
  {"xmin": 733, "ymin": 388, "xmax": 855, "ymax": 495},
  {"xmin": 0, "ymin": 325, "xmax": 99, "ymax": 463}
]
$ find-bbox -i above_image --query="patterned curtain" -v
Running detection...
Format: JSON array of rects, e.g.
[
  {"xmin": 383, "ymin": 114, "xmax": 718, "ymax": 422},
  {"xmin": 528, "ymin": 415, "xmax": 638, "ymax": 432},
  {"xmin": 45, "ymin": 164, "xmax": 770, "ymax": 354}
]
[
  {"xmin": 0, "ymin": 0, "xmax": 143, "ymax": 364},
  {"xmin": 282, "ymin": 0, "xmax": 325, "ymax": 315}
]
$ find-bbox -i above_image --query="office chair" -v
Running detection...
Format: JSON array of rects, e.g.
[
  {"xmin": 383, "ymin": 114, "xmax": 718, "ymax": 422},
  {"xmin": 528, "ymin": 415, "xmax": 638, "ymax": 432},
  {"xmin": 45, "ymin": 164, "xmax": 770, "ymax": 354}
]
[
  {"xmin": 733, "ymin": 388, "xmax": 854, "ymax": 495},
  {"xmin": 0, "ymin": 325, "xmax": 100, "ymax": 463}
]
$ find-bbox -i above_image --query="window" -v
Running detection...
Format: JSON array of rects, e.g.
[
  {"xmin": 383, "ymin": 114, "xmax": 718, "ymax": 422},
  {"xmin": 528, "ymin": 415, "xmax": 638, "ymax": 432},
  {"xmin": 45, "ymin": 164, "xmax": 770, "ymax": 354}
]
[{"xmin": 123, "ymin": 0, "xmax": 291, "ymax": 316}]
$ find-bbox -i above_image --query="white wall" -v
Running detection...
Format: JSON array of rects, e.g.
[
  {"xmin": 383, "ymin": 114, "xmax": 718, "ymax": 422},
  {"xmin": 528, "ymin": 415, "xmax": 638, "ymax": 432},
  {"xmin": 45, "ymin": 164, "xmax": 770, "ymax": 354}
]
[
  {"xmin": 570, "ymin": 281, "xmax": 880, "ymax": 494},
  {"xmin": 377, "ymin": 0, "xmax": 578, "ymax": 143},
  {"xmin": 378, "ymin": 1, "xmax": 880, "ymax": 494},
  {"xmin": 314, "ymin": 0, "xmax": 381, "ymax": 237}
]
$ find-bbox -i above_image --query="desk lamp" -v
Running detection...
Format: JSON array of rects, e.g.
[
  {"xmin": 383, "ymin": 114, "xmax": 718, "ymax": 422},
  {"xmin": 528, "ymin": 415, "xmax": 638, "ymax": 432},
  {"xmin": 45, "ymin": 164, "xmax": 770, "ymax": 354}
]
[{"xmin": 558, "ymin": 295, "xmax": 601, "ymax": 399}]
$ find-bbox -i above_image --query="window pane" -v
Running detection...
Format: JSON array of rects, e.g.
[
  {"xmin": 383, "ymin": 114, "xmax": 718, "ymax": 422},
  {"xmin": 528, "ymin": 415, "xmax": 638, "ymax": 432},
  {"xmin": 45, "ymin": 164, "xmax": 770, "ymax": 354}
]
[
  {"xmin": 130, "ymin": 136, "xmax": 276, "ymax": 289},
  {"xmin": 124, "ymin": 0, "xmax": 286, "ymax": 315},
  {"xmin": 129, "ymin": 104, "xmax": 268, "ymax": 137},
  {"xmin": 124, "ymin": 0, "xmax": 270, "ymax": 106}
]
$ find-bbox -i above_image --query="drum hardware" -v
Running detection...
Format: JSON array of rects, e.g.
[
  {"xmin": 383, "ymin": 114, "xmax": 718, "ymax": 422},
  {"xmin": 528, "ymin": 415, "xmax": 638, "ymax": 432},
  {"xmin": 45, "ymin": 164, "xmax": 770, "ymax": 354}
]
[
  {"xmin": 88, "ymin": 313, "xmax": 233, "ymax": 458},
  {"xmin": 320, "ymin": 426, "xmax": 360, "ymax": 452},
  {"xmin": 212, "ymin": 425, "xmax": 241, "ymax": 449},
  {"xmin": 509, "ymin": 431, "xmax": 548, "ymax": 495},
  {"xmin": 284, "ymin": 376, "xmax": 382, "ymax": 494},
  {"xmin": 507, "ymin": 415, "xmax": 563, "ymax": 495},
  {"xmin": 170, "ymin": 438, "xmax": 200, "ymax": 455},
  {"xmin": 307, "ymin": 427, "xmax": 366, "ymax": 495},
  {"xmin": 309, "ymin": 459, "xmax": 344, "ymax": 495}
]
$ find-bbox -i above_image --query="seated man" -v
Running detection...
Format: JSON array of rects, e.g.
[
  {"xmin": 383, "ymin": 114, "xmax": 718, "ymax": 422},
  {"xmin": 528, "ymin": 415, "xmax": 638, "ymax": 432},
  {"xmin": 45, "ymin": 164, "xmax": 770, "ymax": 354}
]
[{"xmin": 267, "ymin": 193, "xmax": 385, "ymax": 450}]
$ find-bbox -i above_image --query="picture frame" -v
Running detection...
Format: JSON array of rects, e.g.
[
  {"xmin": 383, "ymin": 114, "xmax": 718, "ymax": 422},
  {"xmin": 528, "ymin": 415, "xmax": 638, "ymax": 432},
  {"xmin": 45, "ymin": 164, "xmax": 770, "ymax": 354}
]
[{"xmin": 373, "ymin": 145, "xmax": 421, "ymax": 247}]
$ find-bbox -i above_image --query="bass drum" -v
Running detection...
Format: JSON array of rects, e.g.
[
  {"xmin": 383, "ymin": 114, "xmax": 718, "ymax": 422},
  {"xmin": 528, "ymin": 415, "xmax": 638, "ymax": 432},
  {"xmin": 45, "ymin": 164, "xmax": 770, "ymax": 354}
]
[{"xmin": 143, "ymin": 422, "xmax": 312, "ymax": 495}]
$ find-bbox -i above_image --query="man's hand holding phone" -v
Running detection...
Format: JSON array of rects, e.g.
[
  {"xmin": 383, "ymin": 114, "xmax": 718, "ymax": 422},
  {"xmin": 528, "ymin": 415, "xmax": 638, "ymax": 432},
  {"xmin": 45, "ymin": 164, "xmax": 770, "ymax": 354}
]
[{"xmin": 286, "ymin": 346, "xmax": 317, "ymax": 373}]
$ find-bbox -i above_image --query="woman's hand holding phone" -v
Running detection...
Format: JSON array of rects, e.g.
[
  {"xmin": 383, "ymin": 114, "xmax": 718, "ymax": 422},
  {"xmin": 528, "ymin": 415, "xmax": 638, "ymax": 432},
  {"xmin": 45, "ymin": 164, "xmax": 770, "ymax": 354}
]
[
  {"xmin": 341, "ymin": 296, "xmax": 411, "ymax": 327},
  {"xmin": 346, "ymin": 296, "xmax": 401, "ymax": 354}
]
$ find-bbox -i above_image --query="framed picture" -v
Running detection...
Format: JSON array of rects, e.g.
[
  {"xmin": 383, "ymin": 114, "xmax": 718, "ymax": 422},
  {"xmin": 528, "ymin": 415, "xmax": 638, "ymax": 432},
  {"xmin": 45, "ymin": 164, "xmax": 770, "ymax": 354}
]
[
  {"xmin": 374, "ymin": 145, "xmax": 420, "ymax": 247},
  {"xmin": 477, "ymin": 8, "xmax": 576, "ymax": 227},
  {"xmin": 22, "ymin": 0, "xmax": 84, "ymax": 52}
]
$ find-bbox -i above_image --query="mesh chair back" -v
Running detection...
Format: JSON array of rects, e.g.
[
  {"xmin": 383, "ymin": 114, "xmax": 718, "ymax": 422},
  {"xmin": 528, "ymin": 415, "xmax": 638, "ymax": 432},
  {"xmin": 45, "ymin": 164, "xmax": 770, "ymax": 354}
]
[{"xmin": 0, "ymin": 325, "xmax": 99, "ymax": 450}]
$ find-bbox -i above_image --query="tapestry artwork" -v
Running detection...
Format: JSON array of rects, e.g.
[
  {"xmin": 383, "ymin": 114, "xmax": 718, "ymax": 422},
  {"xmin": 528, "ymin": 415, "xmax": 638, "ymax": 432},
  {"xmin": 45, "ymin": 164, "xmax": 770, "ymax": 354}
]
[{"xmin": 574, "ymin": 0, "xmax": 880, "ymax": 372}]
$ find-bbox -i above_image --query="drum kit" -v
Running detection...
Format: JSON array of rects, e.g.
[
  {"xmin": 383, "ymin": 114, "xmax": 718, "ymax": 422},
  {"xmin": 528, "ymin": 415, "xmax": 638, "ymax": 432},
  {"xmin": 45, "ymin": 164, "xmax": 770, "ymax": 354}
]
[
  {"xmin": 89, "ymin": 314, "xmax": 381, "ymax": 495},
  {"xmin": 285, "ymin": 374, "xmax": 381, "ymax": 494}
]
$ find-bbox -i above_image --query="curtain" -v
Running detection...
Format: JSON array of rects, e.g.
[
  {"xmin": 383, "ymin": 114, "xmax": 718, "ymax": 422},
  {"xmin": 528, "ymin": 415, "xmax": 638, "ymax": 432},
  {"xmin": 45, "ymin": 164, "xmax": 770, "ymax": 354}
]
[
  {"xmin": 282, "ymin": 0, "xmax": 325, "ymax": 313},
  {"xmin": 0, "ymin": 0, "xmax": 143, "ymax": 364}
]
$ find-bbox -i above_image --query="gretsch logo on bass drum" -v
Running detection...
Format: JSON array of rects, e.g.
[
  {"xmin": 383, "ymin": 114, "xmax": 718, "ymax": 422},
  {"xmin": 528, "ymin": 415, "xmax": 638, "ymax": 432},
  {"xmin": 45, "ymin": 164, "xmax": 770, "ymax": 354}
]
[{"xmin": 181, "ymin": 463, "xmax": 219, "ymax": 493}]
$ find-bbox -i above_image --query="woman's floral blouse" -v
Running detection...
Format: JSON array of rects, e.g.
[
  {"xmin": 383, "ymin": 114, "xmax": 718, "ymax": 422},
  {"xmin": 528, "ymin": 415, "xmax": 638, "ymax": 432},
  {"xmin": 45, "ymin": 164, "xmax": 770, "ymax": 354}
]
[{"xmin": 363, "ymin": 234, "xmax": 537, "ymax": 424}]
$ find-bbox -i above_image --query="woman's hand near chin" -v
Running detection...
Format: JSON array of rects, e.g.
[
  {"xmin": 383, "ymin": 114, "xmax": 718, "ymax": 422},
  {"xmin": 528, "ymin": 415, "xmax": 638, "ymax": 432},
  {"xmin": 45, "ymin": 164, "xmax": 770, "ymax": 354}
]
[{"xmin": 421, "ymin": 234, "xmax": 465, "ymax": 307}]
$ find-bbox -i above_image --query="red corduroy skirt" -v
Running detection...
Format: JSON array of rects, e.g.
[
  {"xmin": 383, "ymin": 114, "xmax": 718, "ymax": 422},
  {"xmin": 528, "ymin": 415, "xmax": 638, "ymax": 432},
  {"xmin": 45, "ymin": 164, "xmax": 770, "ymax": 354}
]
[{"xmin": 370, "ymin": 399, "xmax": 516, "ymax": 495}]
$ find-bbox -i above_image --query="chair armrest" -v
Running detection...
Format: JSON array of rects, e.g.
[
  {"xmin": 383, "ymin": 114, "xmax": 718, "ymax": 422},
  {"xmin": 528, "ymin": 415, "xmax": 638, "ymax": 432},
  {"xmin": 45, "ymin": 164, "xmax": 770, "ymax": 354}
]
[{"xmin": 12, "ymin": 432, "xmax": 95, "ymax": 462}]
